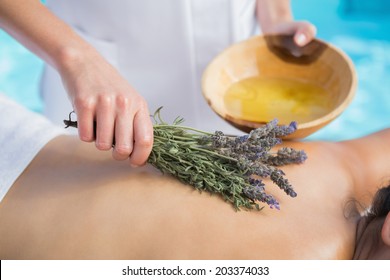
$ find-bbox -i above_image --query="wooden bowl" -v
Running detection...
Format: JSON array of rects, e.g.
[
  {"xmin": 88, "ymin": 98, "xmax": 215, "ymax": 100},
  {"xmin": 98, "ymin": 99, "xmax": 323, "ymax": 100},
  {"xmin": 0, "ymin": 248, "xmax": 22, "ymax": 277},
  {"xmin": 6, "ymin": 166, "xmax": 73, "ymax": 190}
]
[{"xmin": 202, "ymin": 35, "xmax": 357, "ymax": 138}]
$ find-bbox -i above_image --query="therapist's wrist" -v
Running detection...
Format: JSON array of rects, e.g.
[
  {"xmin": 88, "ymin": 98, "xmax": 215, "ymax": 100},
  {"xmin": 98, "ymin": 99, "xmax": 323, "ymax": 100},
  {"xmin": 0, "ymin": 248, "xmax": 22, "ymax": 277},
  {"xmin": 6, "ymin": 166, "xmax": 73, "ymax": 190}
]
[
  {"xmin": 257, "ymin": 0, "xmax": 293, "ymax": 33},
  {"xmin": 55, "ymin": 42, "xmax": 99, "ymax": 76}
]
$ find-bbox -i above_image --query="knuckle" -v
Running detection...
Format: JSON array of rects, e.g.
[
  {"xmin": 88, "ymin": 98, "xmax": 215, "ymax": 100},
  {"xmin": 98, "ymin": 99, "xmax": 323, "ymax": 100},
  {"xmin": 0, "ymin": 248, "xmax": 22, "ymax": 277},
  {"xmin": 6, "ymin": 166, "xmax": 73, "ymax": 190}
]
[
  {"xmin": 98, "ymin": 94, "xmax": 114, "ymax": 107},
  {"xmin": 130, "ymin": 94, "xmax": 146, "ymax": 109},
  {"xmin": 302, "ymin": 20, "xmax": 316, "ymax": 34},
  {"xmin": 79, "ymin": 132, "xmax": 94, "ymax": 142},
  {"xmin": 137, "ymin": 135, "xmax": 153, "ymax": 149},
  {"xmin": 115, "ymin": 95, "xmax": 130, "ymax": 111},
  {"xmin": 137, "ymin": 98, "xmax": 148, "ymax": 111},
  {"xmin": 95, "ymin": 142, "xmax": 112, "ymax": 151},
  {"xmin": 115, "ymin": 145, "xmax": 132, "ymax": 156},
  {"xmin": 112, "ymin": 151, "xmax": 129, "ymax": 161},
  {"xmin": 74, "ymin": 96, "xmax": 95, "ymax": 111}
]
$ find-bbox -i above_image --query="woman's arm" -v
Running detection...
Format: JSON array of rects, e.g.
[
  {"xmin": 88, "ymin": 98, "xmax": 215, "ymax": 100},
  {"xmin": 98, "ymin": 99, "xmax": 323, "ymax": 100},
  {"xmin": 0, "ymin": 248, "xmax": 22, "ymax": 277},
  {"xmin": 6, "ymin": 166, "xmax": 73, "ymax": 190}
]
[
  {"xmin": 0, "ymin": 0, "xmax": 153, "ymax": 166},
  {"xmin": 0, "ymin": 0, "xmax": 86, "ymax": 70},
  {"xmin": 256, "ymin": 0, "xmax": 316, "ymax": 46}
]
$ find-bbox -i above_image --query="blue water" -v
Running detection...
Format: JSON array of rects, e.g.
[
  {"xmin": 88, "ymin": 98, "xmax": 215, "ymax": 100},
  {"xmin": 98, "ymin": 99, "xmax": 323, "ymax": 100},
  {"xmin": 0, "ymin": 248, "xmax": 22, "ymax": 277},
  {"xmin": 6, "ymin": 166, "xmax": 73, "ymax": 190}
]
[
  {"xmin": 0, "ymin": 31, "xmax": 44, "ymax": 112},
  {"xmin": 0, "ymin": 0, "xmax": 389, "ymax": 141},
  {"xmin": 293, "ymin": 0, "xmax": 390, "ymax": 140}
]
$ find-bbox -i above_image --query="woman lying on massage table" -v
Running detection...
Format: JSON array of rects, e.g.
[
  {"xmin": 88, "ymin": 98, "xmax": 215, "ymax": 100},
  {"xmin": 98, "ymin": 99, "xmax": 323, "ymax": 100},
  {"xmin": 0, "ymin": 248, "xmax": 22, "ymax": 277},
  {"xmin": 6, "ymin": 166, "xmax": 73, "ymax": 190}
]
[{"xmin": 0, "ymin": 94, "xmax": 389, "ymax": 260}]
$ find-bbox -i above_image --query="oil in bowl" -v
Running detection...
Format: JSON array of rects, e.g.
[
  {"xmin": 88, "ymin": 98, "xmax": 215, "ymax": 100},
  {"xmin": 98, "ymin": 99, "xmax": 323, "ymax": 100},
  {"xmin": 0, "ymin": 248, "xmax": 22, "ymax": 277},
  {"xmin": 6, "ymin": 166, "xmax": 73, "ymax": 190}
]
[
  {"xmin": 202, "ymin": 35, "xmax": 357, "ymax": 138},
  {"xmin": 224, "ymin": 77, "xmax": 332, "ymax": 124}
]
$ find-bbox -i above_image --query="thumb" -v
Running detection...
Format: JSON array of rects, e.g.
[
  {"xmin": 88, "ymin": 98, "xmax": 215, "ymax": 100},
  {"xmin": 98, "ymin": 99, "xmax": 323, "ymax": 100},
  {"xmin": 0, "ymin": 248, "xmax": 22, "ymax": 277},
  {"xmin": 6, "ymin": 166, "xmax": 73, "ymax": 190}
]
[{"xmin": 293, "ymin": 21, "xmax": 317, "ymax": 46}]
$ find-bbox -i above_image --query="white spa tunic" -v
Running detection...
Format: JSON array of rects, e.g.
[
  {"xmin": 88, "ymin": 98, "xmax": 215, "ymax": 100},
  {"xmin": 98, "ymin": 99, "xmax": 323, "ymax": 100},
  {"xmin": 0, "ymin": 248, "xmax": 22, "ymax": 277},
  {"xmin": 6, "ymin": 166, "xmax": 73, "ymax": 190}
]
[{"xmin": 41, "ymin": 0, "xmax": 258, "ymax": 134}]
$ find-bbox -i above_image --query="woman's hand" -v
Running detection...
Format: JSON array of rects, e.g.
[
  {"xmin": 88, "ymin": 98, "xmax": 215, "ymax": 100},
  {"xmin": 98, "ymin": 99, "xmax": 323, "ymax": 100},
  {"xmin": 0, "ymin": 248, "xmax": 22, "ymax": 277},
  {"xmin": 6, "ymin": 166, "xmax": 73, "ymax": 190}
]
[
  {"xmin": 261, "ymin": 20, "xmax": 317, "ymax": 46},
  {"xmin": 59, "ymin": 47, "xmax": 154, "ymax": 166},
  {"xmin": 0, "ymin": 0, "xmax": 153, "ymax": 166},
  {"xmin": 257, "ymin": 0, "xmax": 317, "ymax": 46}
]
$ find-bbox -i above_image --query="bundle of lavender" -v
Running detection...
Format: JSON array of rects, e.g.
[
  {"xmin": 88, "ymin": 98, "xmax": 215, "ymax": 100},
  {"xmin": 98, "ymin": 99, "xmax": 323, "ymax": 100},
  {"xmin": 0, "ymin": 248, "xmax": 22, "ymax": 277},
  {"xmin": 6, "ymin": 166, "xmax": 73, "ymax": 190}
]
[
  {"xmin": 147, "ymin": 108, "xmax": 307, "ymax": 211},
  {"xmin": 64, "ymin": 109, "xmax": 307, "ymax": 210}
]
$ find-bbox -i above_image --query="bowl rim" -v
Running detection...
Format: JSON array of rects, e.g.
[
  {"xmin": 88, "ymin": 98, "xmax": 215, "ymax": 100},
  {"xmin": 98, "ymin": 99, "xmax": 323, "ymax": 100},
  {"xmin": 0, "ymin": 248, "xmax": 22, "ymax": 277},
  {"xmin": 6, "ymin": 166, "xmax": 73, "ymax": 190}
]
[{"xmin": 201, "ymin": 35, "xmax": 358, "ymax": 132}]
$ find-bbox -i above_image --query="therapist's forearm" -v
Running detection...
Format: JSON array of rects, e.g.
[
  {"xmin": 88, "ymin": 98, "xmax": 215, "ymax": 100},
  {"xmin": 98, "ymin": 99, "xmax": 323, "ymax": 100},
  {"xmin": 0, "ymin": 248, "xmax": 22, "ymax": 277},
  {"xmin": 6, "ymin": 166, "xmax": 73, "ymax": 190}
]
[
  {"xmin": 256, "ymin": 0, "xmax": 293, "ymax": 32},
  {"xmin": 0, "ymin": 0, "xmax": 94, "ymax": 73},
  {"xmin": 0, "ymin": 0, "xmax": 154, "ymax": 166}
]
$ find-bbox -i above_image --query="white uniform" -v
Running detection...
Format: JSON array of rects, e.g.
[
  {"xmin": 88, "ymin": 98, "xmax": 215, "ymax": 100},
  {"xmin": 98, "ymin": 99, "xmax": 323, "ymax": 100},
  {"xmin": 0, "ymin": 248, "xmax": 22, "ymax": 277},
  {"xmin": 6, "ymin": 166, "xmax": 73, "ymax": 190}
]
[{"xmin": 41, "ymin": 0, "xmax": 258, "ymax": 134}]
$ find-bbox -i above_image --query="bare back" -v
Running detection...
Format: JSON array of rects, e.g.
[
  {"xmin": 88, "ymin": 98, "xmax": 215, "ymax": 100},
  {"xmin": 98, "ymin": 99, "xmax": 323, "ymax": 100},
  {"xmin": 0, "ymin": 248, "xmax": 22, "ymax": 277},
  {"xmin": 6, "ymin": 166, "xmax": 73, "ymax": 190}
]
[{"xmin": 1, "ymin": 130, "xmax": 389, "ymax": 259}]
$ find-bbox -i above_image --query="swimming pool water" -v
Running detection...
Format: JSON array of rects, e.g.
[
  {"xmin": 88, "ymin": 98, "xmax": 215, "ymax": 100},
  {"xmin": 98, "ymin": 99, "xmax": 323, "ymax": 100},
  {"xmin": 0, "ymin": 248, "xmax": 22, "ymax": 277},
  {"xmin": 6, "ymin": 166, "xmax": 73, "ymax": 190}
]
[
  {"xmin": 0, "ymin": 31, "xmax": 44, "ymax": 112},
  {"xmin": 0, "ymin": 0, "xmax": 389, "ymax": 141},
  {"xmin": 293, "ymin": 0, "xmax": 390, "ymax": 141}
]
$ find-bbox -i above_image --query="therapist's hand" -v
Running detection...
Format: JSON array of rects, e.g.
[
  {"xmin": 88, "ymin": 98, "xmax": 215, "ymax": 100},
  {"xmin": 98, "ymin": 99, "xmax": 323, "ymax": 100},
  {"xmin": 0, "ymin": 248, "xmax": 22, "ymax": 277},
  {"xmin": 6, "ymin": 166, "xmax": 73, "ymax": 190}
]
[
  {"xmin": 262, "ymin": 21, "xmax": 317, "ymax": 47},
  {"xmin": 59, "ymin": 47, "xmax": 154, "ymax": 166},
  {"xmin": 256, "ymin": 0, "xmax": 317, "ymax": 46},
  {"xmin": 0, "ymin": 0, "xmax": 153, "ymax": 165}
]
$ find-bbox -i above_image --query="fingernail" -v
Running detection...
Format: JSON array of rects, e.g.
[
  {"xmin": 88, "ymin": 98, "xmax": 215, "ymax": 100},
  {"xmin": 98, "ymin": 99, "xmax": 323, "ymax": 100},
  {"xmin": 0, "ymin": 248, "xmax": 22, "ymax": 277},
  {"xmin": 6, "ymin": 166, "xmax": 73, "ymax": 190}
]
[{"xmin": 296, "ymin": 33, "xmax": 307, "ymax": 46}]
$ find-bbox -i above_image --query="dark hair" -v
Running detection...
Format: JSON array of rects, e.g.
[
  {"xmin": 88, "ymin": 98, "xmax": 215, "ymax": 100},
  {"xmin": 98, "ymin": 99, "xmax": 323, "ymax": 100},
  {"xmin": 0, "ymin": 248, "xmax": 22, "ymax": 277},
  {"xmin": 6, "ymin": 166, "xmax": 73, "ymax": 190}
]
[
  {"xmin": 365, "ymin": 185, "xmax": 390, "ymax": 223},
  {"xmin": 352, "ymin": 185, "xmax": 390, "ymax": 259}
]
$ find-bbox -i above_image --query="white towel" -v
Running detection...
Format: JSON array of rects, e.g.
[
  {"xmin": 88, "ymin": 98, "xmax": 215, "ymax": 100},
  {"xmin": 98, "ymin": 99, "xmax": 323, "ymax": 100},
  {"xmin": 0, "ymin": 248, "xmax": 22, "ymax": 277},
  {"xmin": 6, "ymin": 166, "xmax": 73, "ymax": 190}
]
[{"xmin": 0, "ymin": 94, "xmax": 66, "ymax": 202}]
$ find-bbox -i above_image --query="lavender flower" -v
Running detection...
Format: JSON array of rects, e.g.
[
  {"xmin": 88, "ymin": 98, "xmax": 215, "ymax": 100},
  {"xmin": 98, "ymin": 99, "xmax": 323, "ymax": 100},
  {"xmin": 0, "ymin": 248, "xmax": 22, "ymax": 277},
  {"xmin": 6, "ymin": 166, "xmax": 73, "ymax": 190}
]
[
  {"xmin": 265, "ymin": 147, "xmax": 308, "ymax": 166},
  {"xmin": 64, "ymin": 110, "xmax": 307, "ymax": 211},
  {"xmin": 272, "ymin": 121, "xmax": 298, "ymax": 137},
  {"xmin": 148, "ymin": 116, "xmax": 306, "ymax": 210}
]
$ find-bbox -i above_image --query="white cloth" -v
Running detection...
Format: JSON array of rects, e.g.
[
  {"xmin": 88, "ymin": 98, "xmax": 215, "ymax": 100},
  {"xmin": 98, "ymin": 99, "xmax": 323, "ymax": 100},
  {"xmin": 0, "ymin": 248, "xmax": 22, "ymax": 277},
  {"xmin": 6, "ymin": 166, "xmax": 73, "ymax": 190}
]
[
  {"xmin": 0, "ymin": 94, "xmax": 65, "ymax": 202},
  {"xmin": 42, "ymin": 0, "xmax": 258, "ymax": 134}
]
